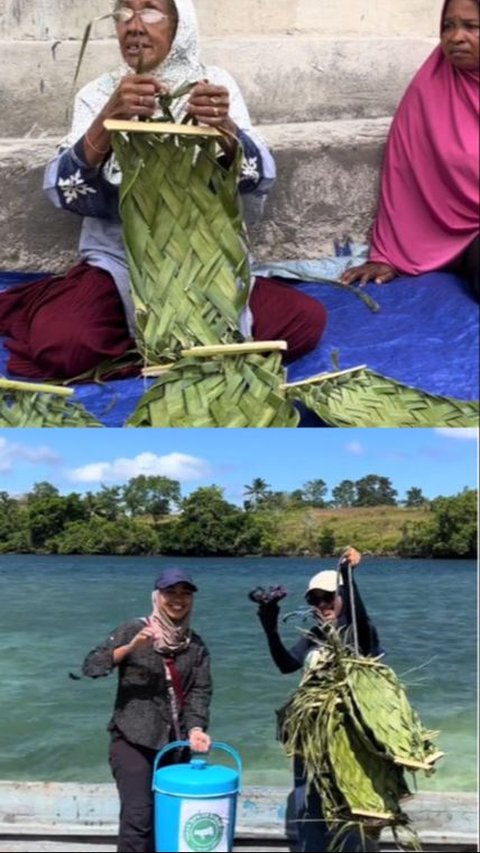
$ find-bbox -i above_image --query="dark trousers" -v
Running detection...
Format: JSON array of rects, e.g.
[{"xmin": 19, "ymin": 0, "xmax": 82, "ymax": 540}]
[
  {"xmin": 109, "ymin": 733, "xmax": 157, "ymax": 853},
  {"xmin": 293, "ymin": 756, "xmax": 380, "ymax": 853}
]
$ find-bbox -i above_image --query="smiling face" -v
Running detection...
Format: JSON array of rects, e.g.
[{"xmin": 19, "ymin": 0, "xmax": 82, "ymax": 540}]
[
  {"xmin": 308, "ymin": 589, "xmax": 344, "ymax": 623},
  {"xmin": 157, "ymin": 582, "xmax": 194, "ymax": 622},
  {"xmin": 441, "ymin": 0, "xmax": 480, "ymax": 70},
  {"xmin": 114, "ymin": 0, "xmax": 178, "ymax": 71}
]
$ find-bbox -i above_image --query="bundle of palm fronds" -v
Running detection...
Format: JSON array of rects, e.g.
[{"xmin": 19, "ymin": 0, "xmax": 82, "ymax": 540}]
[
  {"xmin": 0, "ymin": 379, "xmax": 101, "ymax": 427},
  {"xmin": 282, "ymin": 624, "xmax": 442, "ymax": 850},
  {"xmin": 287, "ymin": 366, "xmax": 479, "ymax": 427}
]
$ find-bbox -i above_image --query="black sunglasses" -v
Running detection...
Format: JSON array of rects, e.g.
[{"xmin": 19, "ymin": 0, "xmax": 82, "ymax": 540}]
[{"xmin": 308, "ymin": 590, "xmax": 336, "ymax": 606}]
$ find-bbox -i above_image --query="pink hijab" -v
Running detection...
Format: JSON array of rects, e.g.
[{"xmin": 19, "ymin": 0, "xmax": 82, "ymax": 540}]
[{"xmin": 370, "ymin": 0, "xmax": 480, "ymax": 274}]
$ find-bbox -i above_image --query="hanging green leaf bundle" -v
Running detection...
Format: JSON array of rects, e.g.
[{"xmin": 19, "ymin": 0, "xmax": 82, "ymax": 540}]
[{"xmin": 282, "ymin": 625, "xmax": 442, "ymax": 849}]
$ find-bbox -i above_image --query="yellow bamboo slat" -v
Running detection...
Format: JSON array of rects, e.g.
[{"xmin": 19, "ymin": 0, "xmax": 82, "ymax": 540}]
[
  {"xmin": 104, "ymin": 119, "xmax": 222, "ymax": 137},
  {"xmin": 181, "ymin": 341, "xmax": 288, "ymax": 357}
]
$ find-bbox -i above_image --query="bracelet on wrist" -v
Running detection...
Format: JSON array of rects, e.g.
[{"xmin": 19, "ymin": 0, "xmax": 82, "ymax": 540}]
[{"xmin": 85, "ymin": 131, "xmax": 111, "ymax": 156}]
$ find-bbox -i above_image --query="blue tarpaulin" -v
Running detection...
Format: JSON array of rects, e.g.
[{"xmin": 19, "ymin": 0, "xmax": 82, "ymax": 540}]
[{"xmin": 1, "ymin": 268, "xmax": 478, "ymax": 427}]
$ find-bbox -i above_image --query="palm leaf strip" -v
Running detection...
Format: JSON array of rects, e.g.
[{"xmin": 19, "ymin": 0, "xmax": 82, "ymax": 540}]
[
  {"xmin": 126, "ymin": 350, "xmax": 299, "ymax": 427},
  {"xmin": 286, "ymin": 366, "xmax": 479, "ymax": 427},
  {"xmin": 0, "ymin": 380, "xmax": 102, "ymax": 427}
]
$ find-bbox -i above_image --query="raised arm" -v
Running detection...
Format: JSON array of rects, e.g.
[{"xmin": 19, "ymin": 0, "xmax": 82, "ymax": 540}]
[
  {"xmin": 257, "ymin": 601, "xmax": 304, "ymax": 674},
  {"xmin": 339, "ymin": 548, "xmax": 381, "ymax": 657},
  {"xmin": 82, "ymin": 619, "xmax": 148, "ymax": 678}
]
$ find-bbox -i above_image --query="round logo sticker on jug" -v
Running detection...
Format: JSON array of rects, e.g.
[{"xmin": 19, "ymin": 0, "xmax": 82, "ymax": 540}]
[
  {"xmin": 180, "ymin": 799, "xmax": 230, "ymax": 852},
  {"xmin": 184, "ymin": 811, "xmax": 225, "ymax": 851}
]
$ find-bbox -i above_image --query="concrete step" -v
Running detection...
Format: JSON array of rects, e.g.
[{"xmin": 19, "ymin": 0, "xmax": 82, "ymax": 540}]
[{"xmin": 0, "ymin": 117, "xmax": 390, "ymax": 272}]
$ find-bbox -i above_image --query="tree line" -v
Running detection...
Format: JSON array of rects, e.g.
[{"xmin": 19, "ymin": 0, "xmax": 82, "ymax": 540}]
[{"xmin": 0, "ymin": 475, "xmax": 476, "ymax": 559}]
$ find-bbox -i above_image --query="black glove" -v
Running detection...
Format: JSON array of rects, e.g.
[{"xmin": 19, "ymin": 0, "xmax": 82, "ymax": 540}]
[
  {"xmin": 248, "ymin": 585, "xmax": 287, "ymax": 605},
  {"xmin": 257, "ymin": 600, "xmax": 280, "ymax": 632},
  {"xmin": 248, "ymin": 586, "xmax": 287, "ymax": 633}
]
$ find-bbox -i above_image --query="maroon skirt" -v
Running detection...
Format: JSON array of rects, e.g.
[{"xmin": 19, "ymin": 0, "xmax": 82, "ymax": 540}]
[
  {"xmin": 0, "ymin": 262, "xmax": 137, "ymax": 380},
  {"xmin": 0, "ymin": 264, "xmax": 327, "ymax": 380}
]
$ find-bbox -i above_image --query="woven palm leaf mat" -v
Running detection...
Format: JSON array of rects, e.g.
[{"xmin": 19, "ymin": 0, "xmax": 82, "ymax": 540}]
[
  {"xmin": 0, "ymin": 271, "xmax": 478, "ymax": 427},
  {"xmin": 109, "ymin": 122, "xmax": 250, "ymax": 363}
]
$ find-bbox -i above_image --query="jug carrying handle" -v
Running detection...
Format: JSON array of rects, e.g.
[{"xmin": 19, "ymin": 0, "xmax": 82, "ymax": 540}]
[{"xmin": 152, "ymin": 740, "xmax": 242, "ymax": 789}]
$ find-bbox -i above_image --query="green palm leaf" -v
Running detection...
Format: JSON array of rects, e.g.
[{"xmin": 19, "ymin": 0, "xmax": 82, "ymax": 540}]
[{"xmin": 287, "ymin": 366, "xmax": 479, "ymax": 427}]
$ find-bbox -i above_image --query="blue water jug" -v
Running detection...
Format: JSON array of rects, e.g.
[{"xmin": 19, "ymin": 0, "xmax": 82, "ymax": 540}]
[{"xmin": 152, "ymin": 741, "xmax": 242, "ymax": 853}]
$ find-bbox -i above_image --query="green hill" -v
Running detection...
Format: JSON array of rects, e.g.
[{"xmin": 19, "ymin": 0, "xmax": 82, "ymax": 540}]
[{"xmin": 235, "ymin": 505, "xmax": 433, "ymax": 556}]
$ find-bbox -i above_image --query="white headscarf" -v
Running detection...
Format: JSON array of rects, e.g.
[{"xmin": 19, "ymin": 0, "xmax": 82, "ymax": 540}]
[
  {"xmin": 63, "ymin": 0, "xmax": 206, "ymax": 168},
  {"xmin": 64, "ymin": 0, "xmax": 263, "ymax": 186}
]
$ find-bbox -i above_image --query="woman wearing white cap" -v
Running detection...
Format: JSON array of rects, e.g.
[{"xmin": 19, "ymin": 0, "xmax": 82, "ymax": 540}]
[
  {"xmin": 255, "ymin": 546, "xmax": 381, "ymax": 852},
  {"xmin": 82, "ymin": 568, "xmax": 211, "ymax": 852}
]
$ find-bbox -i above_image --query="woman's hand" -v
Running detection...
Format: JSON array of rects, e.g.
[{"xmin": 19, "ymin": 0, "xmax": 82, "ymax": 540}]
[
  {"xmin": 189, "ymin": 728, "xmax": 211, "ymax": 752},
  {"xmin": 102, "ymin": 74, "xmax": 167, "ymax": 122},
  {"xmin": 186, "ymin": 82, "xmax": 234, "ymax": 131},
  {"xmin": 112, "ymin": 624, "xmax": 154, "ymax": 666},
  {"xmin": 82, "ymin": 74, "xmax": 169, "ymax": 166},
  {"xmin": 340, "ymin": 263, "xmax": 397, "ymax": 286},
  {"xmin": 186, "ymin": 82, "xmax": 238, "ymax": 162},
  {"xmin": 340, "ymin": 546, "xmax": 362, "ymax": 569},
  {"xmin": 128, "ymin": 623, "xmax": 155, "ymax": 651}
]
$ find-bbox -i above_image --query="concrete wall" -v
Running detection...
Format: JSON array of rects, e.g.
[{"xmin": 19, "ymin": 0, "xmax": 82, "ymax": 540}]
[
  {"xmin": 0, "ymin": 0, "xmax": 441, "ymax": 135},
  {"xmin": 0, "ymin": 0, "xmax": 443, "ymax": 39}
]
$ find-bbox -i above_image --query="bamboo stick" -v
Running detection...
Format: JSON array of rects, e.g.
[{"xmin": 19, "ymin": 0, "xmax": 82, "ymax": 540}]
[
  {"xmin": 0, "ymin": 378, "xmax": 74, "ymax": 397},
  {"xmin": 104, "ymin": 119, "xmax": 222, "ymax": 137},
  {"xmin": 181, "ymin": 341, "xmax": 288, "ymax": 357},
  {"xmin": 141, "ymin": 365, "xmax": 175, "ymax": 378},
  {"xmin": 281, "ymin": 365, "xmax": 367, "ymax": 389}
]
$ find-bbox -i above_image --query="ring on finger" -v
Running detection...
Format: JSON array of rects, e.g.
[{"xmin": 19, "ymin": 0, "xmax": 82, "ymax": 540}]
[{"xmin": 213, "ymin": 106, "xmax": 219, "ymax": 116}]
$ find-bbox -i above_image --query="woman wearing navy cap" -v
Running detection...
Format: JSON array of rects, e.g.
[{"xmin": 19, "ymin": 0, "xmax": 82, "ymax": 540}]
[{"xmin": 82, "ymin": 568, "xmax": 211, "ymax": 853}]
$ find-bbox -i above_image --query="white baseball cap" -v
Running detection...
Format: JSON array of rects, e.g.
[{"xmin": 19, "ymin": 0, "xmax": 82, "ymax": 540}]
[{"xmin": 306, "ymin": 569, "xmax": 343, "ymax": 596}]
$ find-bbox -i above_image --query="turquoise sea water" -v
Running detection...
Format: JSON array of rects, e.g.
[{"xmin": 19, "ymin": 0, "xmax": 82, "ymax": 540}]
[{"xmin": 0, "ymin": 554, "xmax": 477, "ymax": 791}]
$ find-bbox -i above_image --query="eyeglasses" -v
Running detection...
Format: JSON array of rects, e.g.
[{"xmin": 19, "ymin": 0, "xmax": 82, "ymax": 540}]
[{"xmin": 113, "ymin": 7, "xmax": 169, "ymax": 25}]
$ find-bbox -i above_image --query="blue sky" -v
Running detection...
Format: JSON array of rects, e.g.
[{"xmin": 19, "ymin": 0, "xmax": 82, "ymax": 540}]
[{"xmin": 0, "ymin": 428, "xmax": 477, "ymax": 504}]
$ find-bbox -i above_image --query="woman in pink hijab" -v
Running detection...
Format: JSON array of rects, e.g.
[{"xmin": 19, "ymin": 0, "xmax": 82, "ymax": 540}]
[{"xmin": 342, "ymin": 0, "xmax": 479, "ymax": 299}]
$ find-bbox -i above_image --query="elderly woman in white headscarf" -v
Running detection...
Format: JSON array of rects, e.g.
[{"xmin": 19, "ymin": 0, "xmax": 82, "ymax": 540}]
[
  {"xmin": 82, "ymin": 568, "xmax": 211, "ymax": 853},
  {"xmin": 0, "ymin": 0, "xmax": 327, "ymax": 381}
]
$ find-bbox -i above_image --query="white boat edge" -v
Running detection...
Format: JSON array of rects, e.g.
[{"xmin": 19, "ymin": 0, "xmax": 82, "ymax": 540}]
[{"xmin": 0, "ymin": 782, "xmax": 477, "ymax": 849}]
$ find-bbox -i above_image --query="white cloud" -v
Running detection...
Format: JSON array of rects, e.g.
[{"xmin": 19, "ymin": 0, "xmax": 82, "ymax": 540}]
[
  {"xmin": 435, "ymin": 428, "xmax": 478, "ymax": 441},
  {"xmin": 345, "ymin": 441, "xmax": 364, "ymax": 456},
  {"xmin": 67, "ymin": 452, "xmax": 210, "ymax": 484},
  {"xmin": 0, "ymin": 436, "xmax": 60, "ymax": 473}
]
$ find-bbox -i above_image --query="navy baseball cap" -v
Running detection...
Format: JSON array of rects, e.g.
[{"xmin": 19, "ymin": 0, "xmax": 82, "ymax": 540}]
[{"xmin": 154, "ymin": 569, "xmax": 198, "ymax": 591}]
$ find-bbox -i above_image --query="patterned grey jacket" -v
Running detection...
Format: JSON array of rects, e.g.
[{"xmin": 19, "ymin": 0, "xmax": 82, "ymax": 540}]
[{"xmin": 82, "ymin": 618, "xmax": 212, "ymax": 750}]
